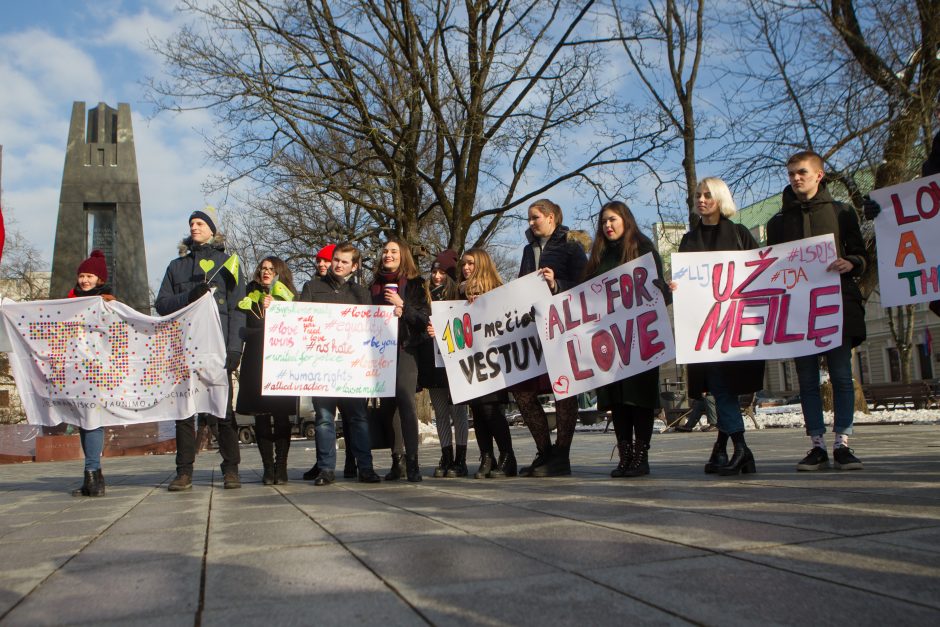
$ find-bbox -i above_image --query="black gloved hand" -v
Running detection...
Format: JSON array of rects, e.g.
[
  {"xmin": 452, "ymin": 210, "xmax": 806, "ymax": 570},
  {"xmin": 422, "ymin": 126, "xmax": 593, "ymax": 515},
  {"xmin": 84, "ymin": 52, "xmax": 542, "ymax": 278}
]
[
  {"xmin": 188, "ymin": 283, "xmax": 211, "ymax": 303},
  {"xmin": 862, "ymin": 195, "xmax": 881, "ymax": 220},
  {"xmin": 651, "ymin": 278, "xmax": 668, "ymax": 293},
  {"xmin": 225, "ymin": 351, "xmax": 241, "ymax": 372}
]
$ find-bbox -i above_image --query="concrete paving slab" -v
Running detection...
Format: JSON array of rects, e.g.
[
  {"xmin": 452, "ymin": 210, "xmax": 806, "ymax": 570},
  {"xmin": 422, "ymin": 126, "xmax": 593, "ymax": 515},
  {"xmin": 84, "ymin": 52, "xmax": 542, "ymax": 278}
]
[
  {"xmin": 862, "ymin": 525, "xmax": 940, "ymax": 554},
  {"xmin": 200, "ymin": 596, "xmax": 420, "ymax": 627}
]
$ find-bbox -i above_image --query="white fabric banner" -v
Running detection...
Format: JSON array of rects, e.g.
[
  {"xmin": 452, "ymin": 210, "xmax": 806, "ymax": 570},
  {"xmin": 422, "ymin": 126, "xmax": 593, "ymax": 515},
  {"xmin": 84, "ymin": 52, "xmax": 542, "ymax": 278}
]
[
  {"xmin": 430, "ymin": 273, "xmax": 551, "ymax": 404},
  {"xmin": 1, "ymin": 294, "xmax": 228, "ymax": 428},
  {"xmin": 672, "ymin": 234, "xmax": 843, "ymax": 363},
  {"xmin": 870, "ymin": 173, "xmax": 940, "ymax": 307},
  {"xmin": 533, "ymin": 253, "xmax": 675, "ymax": 400},
  {"xmin": 261, "ymin": 301, "xmax": 398, "ymax": 397}
]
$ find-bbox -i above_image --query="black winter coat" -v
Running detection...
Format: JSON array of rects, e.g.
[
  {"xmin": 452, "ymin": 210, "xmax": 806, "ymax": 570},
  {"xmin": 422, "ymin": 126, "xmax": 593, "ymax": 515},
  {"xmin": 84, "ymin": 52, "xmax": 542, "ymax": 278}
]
[
  {"xmin": 923, "ymin": 129, "xmax": 940, "ymax": 177},
  {"xmin": 371, "ymin": 275, "xmax": 431, "ymax": 352},
  {"xmin": 766, "ymin": 185, "xmax": 868, "ymax": 347},
  {"xmin": 155, "ymin": 237, "xmax": 246, "ymax": 355},
  {"xmin": 300, "ymin": 272, "xmax": 371, "ymax": 306},
  {"xmin": 519, "ymin": 224, "xmax": 588, "ymax": 292},
  {"xmin": 678, "ymin": 218, "xmax": 766, "ymax": 398},
  {"xmin": 235, "ymin": 280, "xmax": 297, "ymax": 416}
]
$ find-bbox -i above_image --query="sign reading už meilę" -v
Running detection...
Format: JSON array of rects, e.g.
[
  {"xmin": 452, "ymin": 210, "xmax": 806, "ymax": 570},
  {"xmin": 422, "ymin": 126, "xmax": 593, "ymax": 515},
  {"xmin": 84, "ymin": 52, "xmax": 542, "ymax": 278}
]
[
  {"xmin": 533, "ymin": 252, "xmax": 675, "ymax": 400},
  {"xmin": 431, "ymin": 273, "xmax": 551, "ymax": 404},
  {"xmin": 870, "ymin": 173, "xmax": 940, "ymax": 308},
  {"xmin": 671, "ymin": 234, "xmax": 843, "ymax": 364},
  {"xmin": 0, "ymin": 294, "xmax": 229, "ymax": 428},
  {"xmin": 260, "ymin": 300, "xmax": 398, "ymax": 397}
]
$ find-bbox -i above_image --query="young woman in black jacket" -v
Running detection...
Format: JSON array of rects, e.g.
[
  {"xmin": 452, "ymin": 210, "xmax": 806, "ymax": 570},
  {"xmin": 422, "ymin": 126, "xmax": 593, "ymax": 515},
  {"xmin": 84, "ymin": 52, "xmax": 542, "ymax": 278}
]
[{"xmin": 370, "ymin": 237, "xmax": 432, "ymax": 482}]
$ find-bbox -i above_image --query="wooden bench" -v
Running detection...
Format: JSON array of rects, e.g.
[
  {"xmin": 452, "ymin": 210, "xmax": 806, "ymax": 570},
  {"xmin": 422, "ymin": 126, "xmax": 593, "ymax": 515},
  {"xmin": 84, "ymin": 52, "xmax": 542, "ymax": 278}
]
[{"xmin": 863, "ymin": 382, "xmax": 938, "ymax": 410}]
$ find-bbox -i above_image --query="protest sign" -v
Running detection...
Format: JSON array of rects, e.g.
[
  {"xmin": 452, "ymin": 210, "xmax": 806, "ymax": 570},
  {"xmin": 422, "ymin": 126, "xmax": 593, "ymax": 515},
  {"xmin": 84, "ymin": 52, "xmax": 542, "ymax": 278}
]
[
  {"xmin": 0, "ymin": 294, "xmax": 228, "ymax": 428},
  {"xmin": 672, "ymin": 234, "xmax": 843, "ymax": 363},
  {"xmin": 870, "ymin": 173, "xmax": 940, "ymax": 307},
  {"xmin": 261, "ymin": 301, "xmax": 397, "ymax": 397},
  {"xmin": 430, "ymin": 274, "xmax": 551, "ymax": 404},
  {"xmin": 533, "ymin": 252, "xmax": 674, "ymax": 400}
]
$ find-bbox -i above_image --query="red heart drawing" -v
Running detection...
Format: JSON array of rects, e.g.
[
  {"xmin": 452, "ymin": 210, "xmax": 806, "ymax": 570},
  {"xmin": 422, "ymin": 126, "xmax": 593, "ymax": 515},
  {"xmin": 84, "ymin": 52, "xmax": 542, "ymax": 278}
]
[
  {"xmin": 553, "ymin": 375, "xmax": 570, "ymax": 395},
  {"xmin": 591, "ymin": 283, "xmax": 603, "ymax": 294}
]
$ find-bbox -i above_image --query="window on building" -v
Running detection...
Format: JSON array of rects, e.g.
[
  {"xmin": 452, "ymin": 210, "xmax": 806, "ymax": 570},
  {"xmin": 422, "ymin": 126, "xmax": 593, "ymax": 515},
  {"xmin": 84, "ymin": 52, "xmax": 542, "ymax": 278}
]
[
  {"xmin": 917, "ymin": 343, "xmax": 933, "ymax": 380},
  {"xmin": 855, "ymin": 351, "xmax": 869, "ymax": 385},
  {"xmin": 887, "ymin": 347, "xmax": 901, "ymax": 382},
  {"xmin": 781, "ymin": 360, "xmax": 794, "ymax": 391}
]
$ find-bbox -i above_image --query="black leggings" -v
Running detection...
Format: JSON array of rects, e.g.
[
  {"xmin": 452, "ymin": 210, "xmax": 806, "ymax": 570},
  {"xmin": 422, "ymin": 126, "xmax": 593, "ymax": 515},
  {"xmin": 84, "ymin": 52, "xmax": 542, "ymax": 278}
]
[
  {"xmin": 254, "ymin": 414, "xmax": 292, "ymax": 441},
  {"xmin": 610, "ymin": 404, "xmax": 655, "ymax": 445},
  {"xmin": 376, "ymin": 348, "xmax": 420, "ymax": 456},
  {"xmin": 470, "ymin": 402, "xmax": 513, "ymax": 457}
]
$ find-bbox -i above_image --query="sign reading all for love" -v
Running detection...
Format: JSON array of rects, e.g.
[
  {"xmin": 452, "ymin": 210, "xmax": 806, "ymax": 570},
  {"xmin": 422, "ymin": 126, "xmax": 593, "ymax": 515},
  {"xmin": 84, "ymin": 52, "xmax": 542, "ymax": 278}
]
[
  {"xmin": 533, "ymin": 252, "xmax": 675, "ymax": 400},
  {"xmin": 261, "ymin": 301, "xmax": 398, "ymax": 397},
  {"xmin": 870, "ymin": 173, "xmax": 940, "ymax": 307}
]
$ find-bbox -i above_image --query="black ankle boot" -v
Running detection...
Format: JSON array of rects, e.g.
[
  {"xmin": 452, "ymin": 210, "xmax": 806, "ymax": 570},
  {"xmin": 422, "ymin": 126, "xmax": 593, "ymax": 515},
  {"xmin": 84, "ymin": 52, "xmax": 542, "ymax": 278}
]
[
  {"xmin": 704, "ymin": 438, "xmax": 729, "ymax": 474},
  {"xmin": 91, "ymin": 469, "xmax": 105, "ymax": 496},
  {"xmin": 274, "ymin": 438, "xmax": 290, "ymax": 484},
  {"xmin": 519, "ymin": 443, "xmax": 552, "ymax": 477},
  {"xmin": 258, "ymin": 437, "xmax": 276, "ymax": 484},
  {"xmin": 434, "ymin": 446, "xmax": 454, "ymax": 478},
  {"xmin": 488, "ymin": 451, "xmax": 517, "ymax": 478},
  {"xmin": 719, "ymin": 445, "xmax": 756, "ymax": 475},
  {"xmin": 405, "ymin": 454, "xmax": 422, "ymax": 482},
  {"xmin": 385, "ymin": 454, "xmax": 404, "ymax": 481},
  {"xmin": 622, "ymin": 441, "xmax": 650, "ymax": 477},
  {"xmin": 343, "ymin": 455, "xmax": 358, "ymax": 479},
  {"xmin": 71, "ymin": 470, "xmax": 95, "ymax": 497},
  {"xmin": 611, "ymin": 441, "xmax": 632, "ymax": 477},
  {"xmin": 447, "ymin": 445, "xmax": 468, "ymax": 477},
  {"xmin": 474, "ymin": 452, "xmax": 495, "ymax": 479},
  {"xmin": 532, "ymin": 444, "xmax": 570, "ymax": 477}
]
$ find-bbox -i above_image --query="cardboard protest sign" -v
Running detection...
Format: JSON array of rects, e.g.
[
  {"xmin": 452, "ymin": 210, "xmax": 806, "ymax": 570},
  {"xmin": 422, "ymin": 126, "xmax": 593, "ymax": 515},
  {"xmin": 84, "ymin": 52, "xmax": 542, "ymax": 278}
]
[
  {"xmin": 672, "ymin": 234, "xmax": 843, "ymax": 363},
  {"xmin": 430, "ymin": 274, "xmax": 551, "ymax": 403},
  {"xmin": 0, "ymin": 295, "xmax": 228, "ymax": 428},
  {"xmin": 261, "ymin": 301, "xmax": 397, "ymax": 397},
  {"xmin": 533, "ymin": 252, "xmax": 674, "ymax": 400},
  {"xmin": 870, "ymin": 173, "xmax": 940, "ymax": 307}
]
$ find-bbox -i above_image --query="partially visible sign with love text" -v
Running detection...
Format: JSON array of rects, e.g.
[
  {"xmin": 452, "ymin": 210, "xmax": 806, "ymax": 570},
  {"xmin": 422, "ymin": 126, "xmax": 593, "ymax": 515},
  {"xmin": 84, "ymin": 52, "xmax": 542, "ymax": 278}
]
[{"xmin": 261, "ymin": 301, "xmax": 398, "ymax": 397}]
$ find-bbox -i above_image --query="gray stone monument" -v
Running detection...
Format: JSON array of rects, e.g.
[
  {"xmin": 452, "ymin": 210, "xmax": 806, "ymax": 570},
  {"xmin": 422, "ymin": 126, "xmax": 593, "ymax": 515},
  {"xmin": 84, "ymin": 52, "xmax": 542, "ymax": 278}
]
[{"xmin": 50, "ymin": 102, "xmax": 149, "ymax": 313}]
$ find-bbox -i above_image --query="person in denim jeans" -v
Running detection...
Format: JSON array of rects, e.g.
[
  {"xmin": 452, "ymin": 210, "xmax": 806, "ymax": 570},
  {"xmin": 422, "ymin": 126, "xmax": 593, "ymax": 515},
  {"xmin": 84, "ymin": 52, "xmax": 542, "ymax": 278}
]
[
  {"xmin": 767, "ymin": 151, "xmax": 868, "ymax": 471},
  {"xmin": 298, "ymin": 243, "xmax": 382, "ymax": 485}
]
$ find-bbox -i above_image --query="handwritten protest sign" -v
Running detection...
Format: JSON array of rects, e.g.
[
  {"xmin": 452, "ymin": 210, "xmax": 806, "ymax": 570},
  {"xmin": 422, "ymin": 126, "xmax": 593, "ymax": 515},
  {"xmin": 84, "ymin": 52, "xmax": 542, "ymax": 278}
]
[
  {"xmin": 533, "ymin": 253, "xmax": 674, "ymax": 400},
  {"xmin": 261, "ymin": 301, "xmax": 397, "ymax": 397},
  {"xmin": 672, "ymin": 234, "xmax": 843, "ymax": 363},
  {"xmin": 430, "ymin": 274, "xmax": 551, "ymax": 404},
  {"xmin": 0, "ymin": 294, "xmax": 228, "ymax": 427},
  {"xmin": 870, "ymin": 173, "xmax": 940, "ymax": 307}
]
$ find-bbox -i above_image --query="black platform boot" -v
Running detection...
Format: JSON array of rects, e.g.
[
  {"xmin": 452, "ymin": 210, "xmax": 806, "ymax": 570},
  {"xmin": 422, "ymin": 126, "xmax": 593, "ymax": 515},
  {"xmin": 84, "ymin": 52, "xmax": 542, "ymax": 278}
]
[
  {"xmin": 258, "ymin": 437, "xmax": 276, "ymax": 485},
  {"xmin": 719, "ymin": 444, "xmax": 756, "ymax": 475},
  {"xmin": 533, "ymin": 444, "xmax": 570, "ymax": 477},
  {"xmin": 611, "ymin": 441, "xmax": 632, "ymax": 478},
  {"xmin": 447, "ymin": 445, "xmax": 468, "ymax": 477},
  {"xmin": 519, "ymin": 443, "xmax": 552, "ymax": 477},
  {"xmin": 704, "ymin": 438, "xmax": 729, "ymax": 475},
  {"xmin": 274, "ymin": 438, "xmax": 290, "ymax": 484},
  {"xmin": 622, "ymin": 441, "xmax": 650, "ymax": 477},
  {"xmin": 89, "ymin": 469, "xmax": 105, "ymax": 497},
  {"xmin": 474, "ymin": 452, "xmax": 495, "ymax": 479},
  {"xmin": 384, "ymin": 453, "xmax": 404, "ymax": 481},
  {"xmin": 488, "ymin": 451, "xmax": 517, "ymax": 478},
  {"xmin": 434, "ymin": 446, "xmax": 454, "ymax": 478},
  {"xmin": 71, "ymin": 470, "xmax": 94, "ymax": 497},
  {"xmin": 405, "ymin": 454, "xmax": 422, "ymax": 482}
]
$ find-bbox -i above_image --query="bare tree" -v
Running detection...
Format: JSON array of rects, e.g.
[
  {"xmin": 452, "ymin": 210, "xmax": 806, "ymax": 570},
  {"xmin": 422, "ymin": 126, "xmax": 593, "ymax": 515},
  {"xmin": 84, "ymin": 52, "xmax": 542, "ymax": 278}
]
[{"xmin": 150, "ymin": 0, "xmax": 667, "ymax": 262}]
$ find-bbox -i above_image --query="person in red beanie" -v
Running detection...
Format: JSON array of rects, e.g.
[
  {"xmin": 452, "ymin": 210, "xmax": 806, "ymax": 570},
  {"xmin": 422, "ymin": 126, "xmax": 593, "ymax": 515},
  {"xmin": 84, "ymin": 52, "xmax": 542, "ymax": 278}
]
[
  {"xmin": 315, "ymin": 243, "xmax": 336, "ymax": 278},
  {"xmin": 67, "ymin": 250, "xmax": 115, "ymax": 497}
]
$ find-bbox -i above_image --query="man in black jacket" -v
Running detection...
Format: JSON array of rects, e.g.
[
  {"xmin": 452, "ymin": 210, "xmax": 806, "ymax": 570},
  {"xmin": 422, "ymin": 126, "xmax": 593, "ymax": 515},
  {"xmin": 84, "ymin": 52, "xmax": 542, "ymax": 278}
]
[
  {"xmin": 298, "ymin": 243, "xmax": 382, "ymax": 484},
  {"xmin": 766, "ymin": 151, "xmax": 868, "ymax": 472}
]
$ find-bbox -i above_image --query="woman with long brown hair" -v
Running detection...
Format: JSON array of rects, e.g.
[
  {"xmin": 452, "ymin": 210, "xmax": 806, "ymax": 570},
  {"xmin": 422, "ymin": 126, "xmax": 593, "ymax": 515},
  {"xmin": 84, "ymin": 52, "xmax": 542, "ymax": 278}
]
[
  {"xmin": 584, "ymin": 200, "xmax": 670, "ymax": 477},
  {"xmin": 370, "ymin": 237, "xmax": 432, "ymax": 482}
]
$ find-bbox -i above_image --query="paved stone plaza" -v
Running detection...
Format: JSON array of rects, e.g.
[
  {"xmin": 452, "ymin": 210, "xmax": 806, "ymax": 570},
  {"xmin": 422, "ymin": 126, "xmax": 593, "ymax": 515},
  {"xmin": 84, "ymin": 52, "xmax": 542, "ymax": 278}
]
[{"xmin": 0, "ymin": 424, "xmax": 938, "ymax": 626}]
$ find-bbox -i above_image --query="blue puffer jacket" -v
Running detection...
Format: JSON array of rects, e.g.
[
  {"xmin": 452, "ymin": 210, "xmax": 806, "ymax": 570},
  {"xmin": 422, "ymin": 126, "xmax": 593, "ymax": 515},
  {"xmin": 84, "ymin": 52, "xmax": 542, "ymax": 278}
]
[{"xmin": 154, "ymin": 236, "xmax": 246, "ymax": 355}]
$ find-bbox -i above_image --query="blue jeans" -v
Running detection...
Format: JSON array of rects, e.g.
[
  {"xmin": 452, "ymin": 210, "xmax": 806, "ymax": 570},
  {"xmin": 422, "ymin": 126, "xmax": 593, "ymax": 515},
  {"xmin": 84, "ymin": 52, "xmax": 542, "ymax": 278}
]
[
  {"xmin": 703, "ymin": 371, "xmax": 744, "ymax": 435},
  {"xmin": 80, "ymin": 427, "xmax": 104, "ymax": 472},
  {"xmin": 794, "ymin": 343, "xmax": 855, "ymax": 436},
  {"xmin": 314, "ymin": 397, "xmax": 374, "ymax": 472}
]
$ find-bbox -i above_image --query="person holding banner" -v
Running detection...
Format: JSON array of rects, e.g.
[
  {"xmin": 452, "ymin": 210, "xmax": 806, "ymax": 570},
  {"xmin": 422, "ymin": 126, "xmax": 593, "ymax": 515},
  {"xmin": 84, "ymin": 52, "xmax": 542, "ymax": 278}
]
[
  {"xmin": 67, "ymin": 249, "xmax": 115, "ymax": 497},
  {"xmin": 584, "ymin": 200, "xmax": 670, "ymax": 477},
  {"xmin": 514, "ymin": 198, "xmax": 587, "ymax": 477},
  {"xmin": 675, "ymin": 178, "xmax": 764, "ymax": 475},
  {"xmin": 767, "ymin": 151, "xmax": 868, "ymax": 471},
  {"xmin": 155, "ymin": 205, "xmax": 247, "ymax": 491},
  {"xmin": 299, "ymin": 243, "xmax": 383, "ymax": 485},
  {"xmin": 235, "ymin": 257, "xmax": 297, "ymax": 485},
  {"xmin": 370, "ymin": 237, "xmax": 432, "ymax": 482},
  {"xmin": 457, "ymin": 249, "xmax": 518, "ymax": 478},
  {"xmin": 420, "ymin": 249, "xmax": 471, "ymax": 478}
]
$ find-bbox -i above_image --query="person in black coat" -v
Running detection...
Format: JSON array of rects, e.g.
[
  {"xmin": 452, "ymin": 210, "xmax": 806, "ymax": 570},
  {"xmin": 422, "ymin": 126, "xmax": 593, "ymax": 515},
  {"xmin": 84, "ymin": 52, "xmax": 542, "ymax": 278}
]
[
  {"xmin": 370, "ymin": 237, "xmax": 432, "ymax": 482},
  {"xmin": 155, "ymin": 206, "xmax": 246, "ymax": 491},
  {"xmin": 674, "ymin": 177, "xmax": 765, "ymax": 475},
  {"xmin": 514, "ymin": 198, "xmax": 588, "ymax": 477},
  {"xmin": 299, "ymin": 243, "xmax": 382, "ymax": 485},
  {"xmin": 235, "ymin": 257, "xmax": 297, "ymax": 485},
  {"xmin": 767, "ymin": 152, "xmax": 867, "ymax": 472}
]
